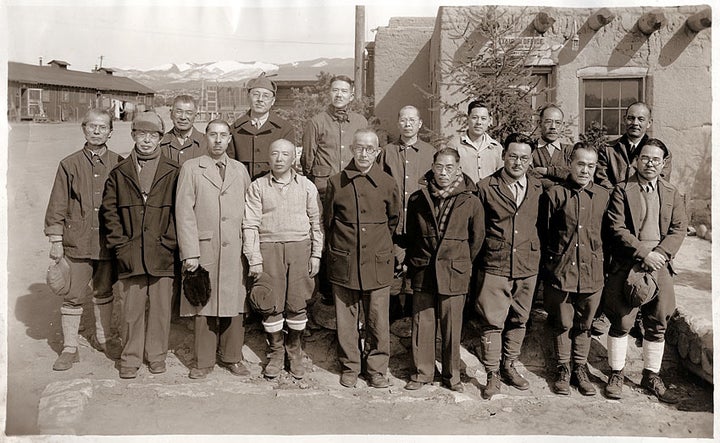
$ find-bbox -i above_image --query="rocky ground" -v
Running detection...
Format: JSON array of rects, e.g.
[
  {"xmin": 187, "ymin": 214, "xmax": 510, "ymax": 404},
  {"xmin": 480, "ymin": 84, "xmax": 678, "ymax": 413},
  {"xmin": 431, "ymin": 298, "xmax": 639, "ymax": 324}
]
[{"xmin": 4, "ymin": 121, "xmax": 714, "ymax": 441}]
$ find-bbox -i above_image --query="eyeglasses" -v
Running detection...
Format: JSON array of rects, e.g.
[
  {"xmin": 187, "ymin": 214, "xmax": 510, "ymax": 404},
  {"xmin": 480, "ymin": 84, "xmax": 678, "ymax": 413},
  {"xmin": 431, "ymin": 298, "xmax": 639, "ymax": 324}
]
[
  {"xmin": 133, "ymin": 130, "xmax": 161, "ymax": 140},
  {"xmin": 507, "ymin": 154, "xmax": 531, "ymax": 164},
  {"xmin": 639, "ymin": 155, "xmax": 664, "ymax": 166},
  {"xmin": 432, "ymin": 164, "xmax": 458, "ymax": 173},
  {"xmin": 399, "ymin": 118, "xmax": 420, "ymax": 125},
  {"xmin": 85, "ymin": 124, "xmax": 110, "ymax": 133},
  {"xmin": 352, "ymin": 146, "xmax": 380, "ymax": 155},
  {"xmin": 250, "ymin": 92, "xmax": 274, "ymax": 101}
]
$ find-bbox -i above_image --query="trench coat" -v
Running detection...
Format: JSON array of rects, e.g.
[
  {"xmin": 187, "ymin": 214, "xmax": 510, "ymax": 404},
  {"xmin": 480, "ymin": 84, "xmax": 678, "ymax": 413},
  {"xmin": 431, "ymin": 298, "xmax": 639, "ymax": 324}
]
[
  {"xmin": 175, "ymin": 155, "xmax": 252, "ymax": 316},
  {"xmin": 101, "ymin": 153, "xmax": 179, "ymax": 279},
  {"xmin": 405, "ymin": 172, "xmax": 485, "ymax": 296},
  {"xmin": 324, "ymin": 160, "xmax": 401, "ymax": 291}
]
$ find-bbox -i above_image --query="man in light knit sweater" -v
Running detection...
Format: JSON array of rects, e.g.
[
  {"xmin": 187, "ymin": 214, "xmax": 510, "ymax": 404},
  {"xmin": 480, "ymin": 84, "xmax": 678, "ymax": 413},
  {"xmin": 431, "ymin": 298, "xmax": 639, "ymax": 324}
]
[{"xmin": 243, "ymin": 139, "xmax": 324, "ymax": 380}]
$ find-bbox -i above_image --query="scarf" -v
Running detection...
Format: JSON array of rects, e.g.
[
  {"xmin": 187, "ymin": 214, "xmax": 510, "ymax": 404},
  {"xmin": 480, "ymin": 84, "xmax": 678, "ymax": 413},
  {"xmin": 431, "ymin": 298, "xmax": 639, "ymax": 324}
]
[
  {"xmin": 332, "ymin": 107, "xmax": 350, "ymax": 123},
  {"xmin": 428, "ymin": 173, "xmax": 464, "ymax": 237},
  {"xmin": 133, "ymin": 147, "xmax": 161, "ymax": 198}
]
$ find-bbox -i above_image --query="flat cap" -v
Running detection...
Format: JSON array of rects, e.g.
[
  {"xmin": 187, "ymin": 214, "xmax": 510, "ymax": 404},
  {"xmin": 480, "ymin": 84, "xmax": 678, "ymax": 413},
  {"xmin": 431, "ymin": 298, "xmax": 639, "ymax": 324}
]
[
  {"xmin": 249, "ymin": 272, "xmax": 279, "ymax": 315},
  {"xmin": 247, "ymin": 74, "xmax": 277, "ymax": 94},
  {"xmin": 624, "ymin": 266, "xmax": 658, "ymax": 307},
  {"xmin": 132, "ymin": 111, "xmax": 165, "ymax": 134},
  {"xmin": 47, "ymin": 257, "xmax": 71, "ymax": 296}
]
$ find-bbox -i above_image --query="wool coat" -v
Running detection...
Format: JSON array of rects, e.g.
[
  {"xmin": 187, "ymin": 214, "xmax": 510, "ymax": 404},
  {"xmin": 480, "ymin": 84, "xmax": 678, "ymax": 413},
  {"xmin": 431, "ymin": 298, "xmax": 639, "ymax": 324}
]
[
  {"xmin": 324, "ymin": 160, "xmax": 401, "ymax": 291},
  {"xmin": 405, "ymin": 172, "xmax": 485, "ymax": 296},
  {"xmin": 175, "ymin": 155, "xmax": 252, "ymax": 316},
  {"xmin": 101, "ymin": 153, "xmax": 179, "ymax": 279},
  {"xmin": 476, "ymin": 169, "xmax": 543, "ymax": 278},
  {"xmin": 604, "ymin": 174, "xmax": 687, "ymax": 274},
  {"xmin": 226, "ymin": 112, "xmax": 295, "ymax": 179}
]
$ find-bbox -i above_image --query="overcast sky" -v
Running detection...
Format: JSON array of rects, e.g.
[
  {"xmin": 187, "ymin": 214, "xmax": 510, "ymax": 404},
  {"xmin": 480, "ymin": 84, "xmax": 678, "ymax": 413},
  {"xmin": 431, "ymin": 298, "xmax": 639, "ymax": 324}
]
[{"xmin": 5, "ymin": 0, "xmax": 456, "ymax": 71}]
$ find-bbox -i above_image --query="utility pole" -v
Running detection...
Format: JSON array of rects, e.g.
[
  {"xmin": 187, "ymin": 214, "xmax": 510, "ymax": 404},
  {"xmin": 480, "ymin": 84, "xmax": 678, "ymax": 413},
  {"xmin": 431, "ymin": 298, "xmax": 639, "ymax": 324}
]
[{"xmin": 354, "ymin": 5, "xmax": 365, "ymax": 98}]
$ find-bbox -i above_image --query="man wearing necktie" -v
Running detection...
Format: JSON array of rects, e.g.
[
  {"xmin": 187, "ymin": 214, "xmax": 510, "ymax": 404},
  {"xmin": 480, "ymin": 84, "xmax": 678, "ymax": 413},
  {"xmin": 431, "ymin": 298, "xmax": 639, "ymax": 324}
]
[
  {"xmin": 176, "ymin": 119, "xmax": 253, "ymax": 379},
  {"xmin": 595, "ymin": 102, "xmax": 672, "ymax": 190},
  {"xmin": 474, "ymin": 133, "xmax": 543, "ymax": 400},
  {"xmin": 44, "ymin": 109, "xmax": 122, "ymax": 371},
  {"xmin": 602, "ymin": 139, "xmax": 686, "ymax": 403},
  {"xmin": 226, "ymin": 74, "xmax": 294, "ymax": 179},
  {"xmin": 531, "ymin": 104, "xmax": 574, "ymax": 191}
]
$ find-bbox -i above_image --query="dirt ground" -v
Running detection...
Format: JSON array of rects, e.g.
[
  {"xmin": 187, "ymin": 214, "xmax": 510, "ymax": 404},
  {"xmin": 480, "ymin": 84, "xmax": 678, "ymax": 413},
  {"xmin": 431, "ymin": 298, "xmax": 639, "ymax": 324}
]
[{"xmin": 4, "ymin": 121, "xmax": 714, "ymax": 440}]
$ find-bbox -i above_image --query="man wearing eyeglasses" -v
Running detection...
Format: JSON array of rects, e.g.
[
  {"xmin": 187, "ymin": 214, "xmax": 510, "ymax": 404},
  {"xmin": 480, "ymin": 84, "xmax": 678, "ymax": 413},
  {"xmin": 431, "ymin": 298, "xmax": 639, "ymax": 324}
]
[
  {"xmin": 45, "ymin": 109, "xmax": 122, "ymax": 371},
  {"xmin": 160, "ymin": 95, "xmax": 206, "ymax": 165},
  {"xmin": 227, "ymin": 74, "xmax": 294, "ymax": 179},
  {"xmin": 602, "ymin": 139, "xmax": 686, "ymax": 403},
  {"xmin": 325, "ymin": 128, "xmax": 400, "ymax": 389},
  {"xmin": 101, "ymin": 111, "xmax": 180, "ymax": 379},
  {"xmin": 531, "ymin": 104, "xmax": 574, "ymax": 191},
  {"xmin": 474, "ymin": 133, "xmax": 543, "ymax": 400},
  {"xmin": 595, "ymin": 102, "xmax": 672, "ymax": 189},
  {"xmin": 380, "ymin": 105, "xmax": 436, "ymax": 320}
]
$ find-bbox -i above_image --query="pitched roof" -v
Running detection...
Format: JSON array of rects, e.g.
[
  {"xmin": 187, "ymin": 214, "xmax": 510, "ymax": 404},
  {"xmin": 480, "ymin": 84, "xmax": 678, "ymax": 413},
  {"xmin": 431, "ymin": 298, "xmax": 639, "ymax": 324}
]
[{"xmin": 8, "ymin": 61, "xmax": 155, "ymax": 94}]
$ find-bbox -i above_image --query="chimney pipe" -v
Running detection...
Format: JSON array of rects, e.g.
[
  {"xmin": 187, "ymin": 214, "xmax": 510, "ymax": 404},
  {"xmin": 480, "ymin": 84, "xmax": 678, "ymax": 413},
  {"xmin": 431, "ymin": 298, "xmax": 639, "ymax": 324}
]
[{"xmin": 39, "ymin": 56, "xmax": 43, "ymax": 66}]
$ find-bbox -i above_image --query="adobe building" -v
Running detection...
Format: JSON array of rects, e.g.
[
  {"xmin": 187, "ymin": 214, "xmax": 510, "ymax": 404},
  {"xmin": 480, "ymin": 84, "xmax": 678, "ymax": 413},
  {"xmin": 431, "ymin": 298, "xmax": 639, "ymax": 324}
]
[
  {"xmin": 8, "ymin": 60, "xmax": 155, "ymax": 122},
  {"xmin": 369, "ymin": 5, "xmax": 711, "ymax": 208}
]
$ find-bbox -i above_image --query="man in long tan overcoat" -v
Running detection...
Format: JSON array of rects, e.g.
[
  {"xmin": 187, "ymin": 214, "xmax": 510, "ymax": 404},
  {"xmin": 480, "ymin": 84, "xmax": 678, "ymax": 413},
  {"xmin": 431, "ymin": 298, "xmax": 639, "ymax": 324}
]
[{"xmin": 176, "ymin": 119, "xmax": 252, "ymax": 379}]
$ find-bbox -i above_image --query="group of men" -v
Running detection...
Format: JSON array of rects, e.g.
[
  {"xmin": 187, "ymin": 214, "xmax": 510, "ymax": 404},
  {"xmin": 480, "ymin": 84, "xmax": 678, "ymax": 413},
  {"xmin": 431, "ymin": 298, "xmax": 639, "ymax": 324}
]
[{"xmin": 44, "ymin": 73, "xmax": 686, "ymax": 404}]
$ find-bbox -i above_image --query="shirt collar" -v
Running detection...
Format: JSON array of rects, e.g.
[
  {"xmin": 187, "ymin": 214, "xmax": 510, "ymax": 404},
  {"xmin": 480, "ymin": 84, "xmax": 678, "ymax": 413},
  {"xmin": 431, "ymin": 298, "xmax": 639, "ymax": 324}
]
[
  {"xmin": 567, "ymin": 178, "xmax": 596, "ymax": 195},
  {"xmin": 270, "ymin": 169, "xmax": 297, "ymax": 185},
  {"xmin": 344, "ymin": 160, "xmax": 380, "ymax": 186},
  {"xmin": 638, "ymin": 176, "xmax": 658, "ymax": 191},
  {"xmin": 250, "ymin": 112, "xmax": 270, "ymax": 128},
  {"xmin": 212, "ymin": 153, "xmax": 229, "ymax": 166},
  {"xmin": 398, "ymin": 136, "xmax": 419, "ymax": 150},
  {"xmin": 500, "ymin": 168, "xmax": 526, "ymax": 188},
  {"xmin": 537, "ymin": 138, "xmax": 557, "ymax": 149},
  {"xmin": 83, "ymin": 144, "xmax": 108, "ymax": 162}
]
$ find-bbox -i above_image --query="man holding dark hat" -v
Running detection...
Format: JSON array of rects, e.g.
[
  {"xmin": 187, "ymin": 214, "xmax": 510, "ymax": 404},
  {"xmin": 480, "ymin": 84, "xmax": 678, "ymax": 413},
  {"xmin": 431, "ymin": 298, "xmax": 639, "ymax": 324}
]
[
  {"xmin": 45, "ymin": 108, "xmax": 122, "ymax": 370},
  {"xmin": 227, "ymin": 74, "xmax": 294, "ymax": 180},
  {"xmin": 101, "ymin": 111, "xmax": 180, "ymax": 379},
  {"xmin": 176, "ymin": 119, "xmax": 253, "ymax": 379}
]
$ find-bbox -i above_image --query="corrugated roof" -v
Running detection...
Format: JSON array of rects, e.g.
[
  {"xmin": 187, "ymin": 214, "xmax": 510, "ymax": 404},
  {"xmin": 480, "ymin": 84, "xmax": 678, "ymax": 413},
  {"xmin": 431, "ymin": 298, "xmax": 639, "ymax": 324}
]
[{"xmin": 8, "ymin": 61, "xmax": 155, "ymax": 94}]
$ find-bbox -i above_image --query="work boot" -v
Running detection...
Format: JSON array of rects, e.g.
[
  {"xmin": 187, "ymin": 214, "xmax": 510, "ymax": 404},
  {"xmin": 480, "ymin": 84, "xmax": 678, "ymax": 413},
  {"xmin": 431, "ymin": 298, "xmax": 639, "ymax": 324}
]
[
  {"xmin": 500, "ymin": 359, "xmax": 529, "ymax": 390},
  {"xmin": 54, "ymin": 313, "xmax": 82, "ymax": 371},
  {"xmin": 264, "ymin": 331, "xmax": 285, "ymax": 379},
  {"xmin": 604, "ymin": 369, "xmax": 624, "ymax": 399},
  {"xmin": 553, "ymin": 363, "xmax": 570, "ymax": 395},
  {"xmin": 483, "ymin": 370, "xmax": 501, "ymax": 400},
  {"xmin": 640, "ymin": 369, "xmax": 680, "ymax": 404},
  {"xmin": 572, "ymin": 363, "xmax": 597, "ymax": 396},
  {"xmin": 285, "ymin": 328, "xmax": 306, "ymax": 379}
]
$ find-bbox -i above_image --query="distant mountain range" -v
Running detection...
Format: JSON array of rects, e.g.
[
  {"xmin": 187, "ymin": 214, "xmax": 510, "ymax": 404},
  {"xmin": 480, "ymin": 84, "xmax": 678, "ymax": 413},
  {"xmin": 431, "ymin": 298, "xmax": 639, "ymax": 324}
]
[{"xmin": 111, "ymin": 58, "xmax": 354, "ymax": 91}]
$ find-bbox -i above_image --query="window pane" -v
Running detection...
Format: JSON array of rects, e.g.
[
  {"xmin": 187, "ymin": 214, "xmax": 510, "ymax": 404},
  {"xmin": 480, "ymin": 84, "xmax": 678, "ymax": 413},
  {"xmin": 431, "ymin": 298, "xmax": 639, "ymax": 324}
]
[
  {"xmin": 620, "ymin": 80, "xmax": 641, "ymax": 107},
  {"xmin": 602, "ymin": 81, "xmax": 620, "ymax": 107},
  {"xmin": 585, "ymin": 81, "xmax": 601, "ymax": 107},
  {"xmin": 603, "ymin": 109, "xmax": 620, "ymax": 136},
  {"xmin": 585, "ymin": 110, "xmax": 601, "ymax": 132}
]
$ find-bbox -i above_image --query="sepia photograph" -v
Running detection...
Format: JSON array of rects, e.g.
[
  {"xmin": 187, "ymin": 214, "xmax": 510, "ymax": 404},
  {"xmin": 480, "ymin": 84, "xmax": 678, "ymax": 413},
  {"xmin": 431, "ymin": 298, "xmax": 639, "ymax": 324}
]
[{"xmin": 2, "ymin": 0, "xmax": 715, "ymax": 441}]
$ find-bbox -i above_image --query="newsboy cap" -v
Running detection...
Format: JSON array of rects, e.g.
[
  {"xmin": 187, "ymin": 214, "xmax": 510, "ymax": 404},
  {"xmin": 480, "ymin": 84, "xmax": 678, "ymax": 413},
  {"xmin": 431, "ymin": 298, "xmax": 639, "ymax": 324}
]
[
  {"xmin": 249, "ymin": 272, "xmax": 279, "ymax": 315},
  {"xmin": 624, "ymin": 266, "xmax": 658, "ymax": 308},
  {"xmin": 132, "ymin": 111, "xmax": 165, "ymax": 134},
  {"xmin": 47, "ymin": 257, "xmax": 71, "ymax": 296},
  {"xmin": 247, "ymin": 74, "xmax": 277, "ymax": 94},
  {"xmin": 183, "ymin": 265, "xmax": 211, "ymax": 307}
]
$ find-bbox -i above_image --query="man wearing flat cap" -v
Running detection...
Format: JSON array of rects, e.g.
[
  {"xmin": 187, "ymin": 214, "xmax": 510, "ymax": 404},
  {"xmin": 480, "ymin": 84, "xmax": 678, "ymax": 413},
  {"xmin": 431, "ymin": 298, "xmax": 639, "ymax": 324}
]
[
  {"xmin": 101, "ymin": 111, "xmax": 180, "ymax": 379},
  {"xmin": 44, "ymin": 108, "xmax": 122, "ymax": 371},
  {"xmin": 227, "ymin": 73, "xmax": 295, "ymax": 180}
]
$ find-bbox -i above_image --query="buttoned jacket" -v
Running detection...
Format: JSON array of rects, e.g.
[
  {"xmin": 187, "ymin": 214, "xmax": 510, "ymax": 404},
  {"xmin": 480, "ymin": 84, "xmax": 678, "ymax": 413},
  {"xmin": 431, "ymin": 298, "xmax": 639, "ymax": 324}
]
[
  {"xmin": 226, "ymin": 112, "xmax": 294, "ymax": 179},
  {"xmin": 324, "ymin": 161, "xmax": 400, "ymax": 291},
  {"xmin": 595, "ymin": 134, "xmax": 673, "ymax": 189},
  {"xmin": 160, "ymin": 127, "xmax": 207, "ymax": 165},
  {"xmin": 476, "ymin": 169, "xmax": 543, "ymax": 278}
]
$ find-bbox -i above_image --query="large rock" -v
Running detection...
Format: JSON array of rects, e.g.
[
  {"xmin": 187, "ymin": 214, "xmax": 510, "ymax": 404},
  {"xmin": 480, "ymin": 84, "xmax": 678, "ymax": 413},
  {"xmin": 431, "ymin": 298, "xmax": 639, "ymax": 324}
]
[
  {"xmin": 38, "ymin": 378, "xmax": 95, "ymax": 434},
  {"xmin": 666, "ymin": 308, "xmax": 713, "ymax": 384}
]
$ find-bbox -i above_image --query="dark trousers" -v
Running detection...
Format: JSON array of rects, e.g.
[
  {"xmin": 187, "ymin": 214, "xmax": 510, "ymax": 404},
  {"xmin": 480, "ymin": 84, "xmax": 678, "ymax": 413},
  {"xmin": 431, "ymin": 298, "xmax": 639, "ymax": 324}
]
[
  {"xmin": 603, "ymin": 265, "xmax": 675, "ymax": 342},
  {"xmin": 333, "ymin": 284, "xmax": 390, "ymax": 377},
  {"xmin": 120, "ymin": 275, "xmax": 173, "ymax": 369},
  {"xmin": 475, "ymin": 273, "xmax": 536, "ymax": 372},
  {"xmin": 260, "ymin": 240, "xmax": 314, "ymax": 324},
  {"xmin": 544, "ymin": 286, "xmax": 602, "ymax": 365},
  {"xmin": 63, "ymin": 257, "xmax": 115, "ymax": 309},
  {"xmin": 411, "ymin": 291, "xmax": 465, "ymax": 386},
  {"xmin": 194, "ymin": 315, "xmax": 245, "ymax": 369}
]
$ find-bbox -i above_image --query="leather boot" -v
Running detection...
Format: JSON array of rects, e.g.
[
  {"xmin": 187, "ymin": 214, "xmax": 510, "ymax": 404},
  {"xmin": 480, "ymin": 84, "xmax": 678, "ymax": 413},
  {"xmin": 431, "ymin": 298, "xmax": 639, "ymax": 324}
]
[
  {"xmin": 264, "ymin": 331, "xmax": 285, "ymax": 379},
  {"xmin": 285, "ymin": 328, "xmax": 306, "ymax": 379},
  {"xmin": 54, "ymin": 313, "xmax": 81, "ymax": 371},
  {"xmin": 500, "ymin": 359, "xmax": 529, "ymax": 390}
]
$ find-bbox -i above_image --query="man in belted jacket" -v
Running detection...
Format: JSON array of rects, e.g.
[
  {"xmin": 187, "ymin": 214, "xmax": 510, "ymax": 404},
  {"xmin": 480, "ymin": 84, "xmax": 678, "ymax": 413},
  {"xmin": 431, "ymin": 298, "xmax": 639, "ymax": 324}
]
[
  {"xmin": 404, "ymin": 148, "xmax": 484, "ymax": 393},
  {"xmin": 101, "ymin": 111, "xmax": 179, "ymax": 379}
]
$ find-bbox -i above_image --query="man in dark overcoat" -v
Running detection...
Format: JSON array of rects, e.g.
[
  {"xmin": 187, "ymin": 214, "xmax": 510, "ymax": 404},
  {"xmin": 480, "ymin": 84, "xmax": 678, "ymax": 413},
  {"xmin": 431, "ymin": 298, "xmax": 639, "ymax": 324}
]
[{"xmin": 324, "ymin": 128, "xmax": 401, "ymax": 389}]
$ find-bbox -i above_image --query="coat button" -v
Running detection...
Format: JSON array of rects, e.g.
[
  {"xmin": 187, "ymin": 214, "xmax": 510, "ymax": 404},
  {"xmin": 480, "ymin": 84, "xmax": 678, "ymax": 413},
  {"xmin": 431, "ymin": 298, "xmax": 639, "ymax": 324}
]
[
  {"xmin": 361, "ymin": 227, "xmax": 366, "ymax": 232},
  {"xmin": 222, "ymin": 241, "xmax": 229, "ymax": 247},
  {"xmin": 144, "ymin": 227, "xmax": 149, "ymax": 232},
  {"xmin": 221, "ymin": 216, "xmax": 227, "ymax": 221}
]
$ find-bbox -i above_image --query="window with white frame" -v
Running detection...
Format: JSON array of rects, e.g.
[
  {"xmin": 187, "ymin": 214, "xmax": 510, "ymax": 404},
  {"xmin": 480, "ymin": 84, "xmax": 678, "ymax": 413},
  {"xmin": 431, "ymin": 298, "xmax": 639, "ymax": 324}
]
[{"xmin": 581, "ymin": 76, "xmax": 645, "ymax": 138}]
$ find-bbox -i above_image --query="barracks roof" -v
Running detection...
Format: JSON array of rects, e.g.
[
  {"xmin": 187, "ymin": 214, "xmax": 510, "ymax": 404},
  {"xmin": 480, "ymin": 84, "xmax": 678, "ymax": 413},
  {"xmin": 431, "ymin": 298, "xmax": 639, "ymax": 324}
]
[{"xmin": 8, "ymin": 61, "xmax": 155, "ymax": 94}]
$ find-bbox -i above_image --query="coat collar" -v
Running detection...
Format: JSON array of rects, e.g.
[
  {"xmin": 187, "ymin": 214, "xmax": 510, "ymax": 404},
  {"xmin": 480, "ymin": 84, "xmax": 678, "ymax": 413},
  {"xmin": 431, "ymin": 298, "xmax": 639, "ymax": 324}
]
[
  {"xmin": 197, "ymin": 154, "xmax": 240, "ymax": 191},
  {"xmin": 116, "ymin": 154, "xmax": 177, "ymax": 194},
  {"xmin": 232, "ymin": 111, "xmax": 284, "ymax": 132},
  {"xmin": 343, "ymin": 160, "xmax": 384, "ymax": 186}
]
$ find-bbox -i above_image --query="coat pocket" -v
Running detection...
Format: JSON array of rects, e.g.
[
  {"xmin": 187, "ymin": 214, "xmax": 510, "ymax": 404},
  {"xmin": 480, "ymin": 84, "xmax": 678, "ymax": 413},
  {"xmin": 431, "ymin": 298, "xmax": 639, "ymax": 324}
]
[
  {"xmin": 375, "ymin": 250, "xmax": 394, "ymax": 286},
  {"xmin": 63, "ymin": 217, "xmax": 87, "ymax": 249},
  {"xmin": 198, "ymin": 231, "xmax": 215, "ymax": 266},
  {"xmin": 115, "ymin": 240, "xmax": 135, "ymax": 275},
  {"xmin": 328, "ymin": 247, "xmax": 350, "ymax": 283},
  {"xmin": 449, "ymin": 259, "xmax": 471, "ymax": 293}
]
